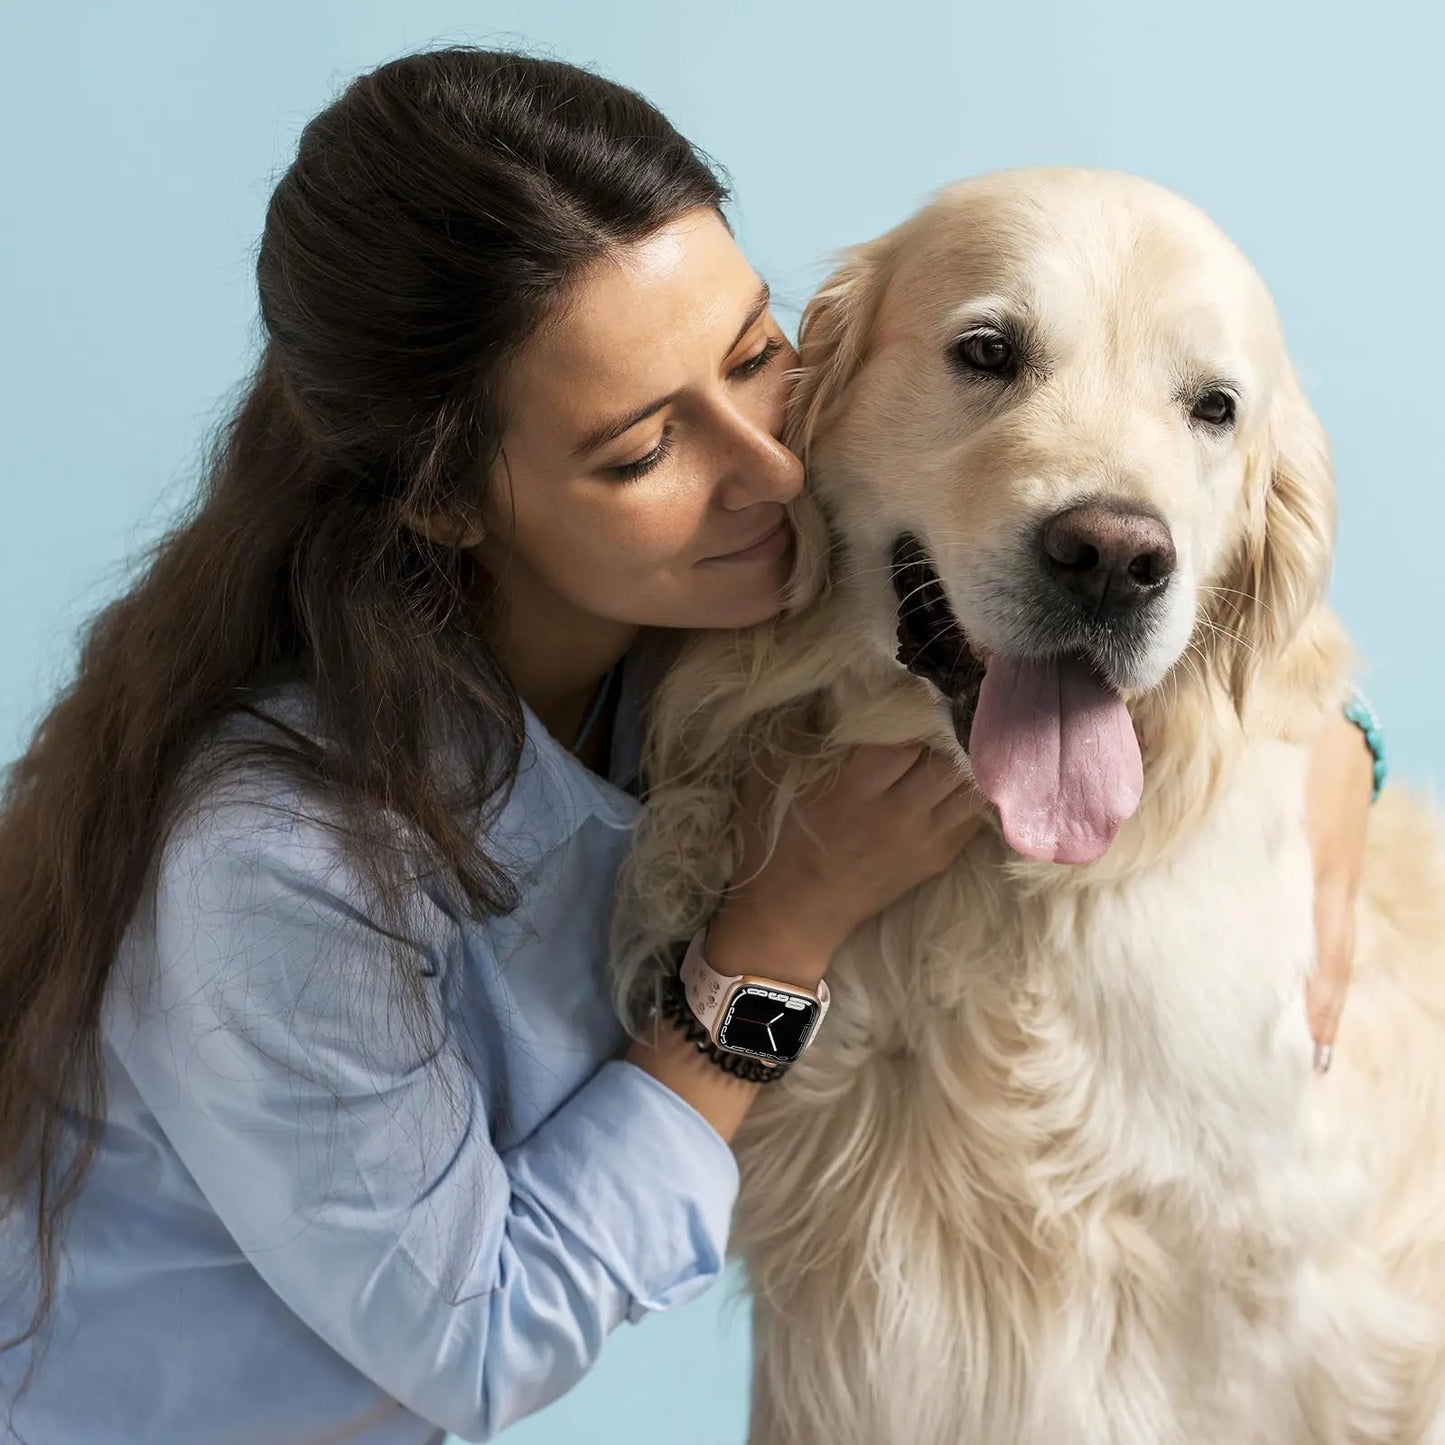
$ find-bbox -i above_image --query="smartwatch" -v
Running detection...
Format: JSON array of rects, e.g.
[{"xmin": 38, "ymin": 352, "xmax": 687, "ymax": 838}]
[{"xmin": 679, "ymin": 925, "xmax": 830, "ymax": 1066}]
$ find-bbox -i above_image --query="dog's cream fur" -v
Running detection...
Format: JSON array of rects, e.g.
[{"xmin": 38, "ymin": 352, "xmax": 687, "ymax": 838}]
[{"xmin": 612, "ymin": 168, "xmax": 1445, "ymax": 1444}]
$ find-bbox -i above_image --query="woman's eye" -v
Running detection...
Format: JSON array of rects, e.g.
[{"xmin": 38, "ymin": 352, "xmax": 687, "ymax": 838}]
[
  {"xmin": 606, "ymin": 427, "xmax": 675, "ymax": 481},
  {"xmin": 1191, "ymin": 389, "xmax": 1236, "ymax": 427},
  {"xmin": 951, "ymin": 330, "xmax": 1017, "ymax": 377},
  {"xmin": 731, "ymin": 336, "xmax": 783, "ymax": 379},
  {"xmin": 602, "ymin": 337, "xmax": 784, "ymax": 483}
]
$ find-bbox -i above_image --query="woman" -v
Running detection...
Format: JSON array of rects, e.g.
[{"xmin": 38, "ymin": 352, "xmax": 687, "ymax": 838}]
[{"xmin": 0, "ymin": 47, "xmax": 1376, "ymax": 1443}]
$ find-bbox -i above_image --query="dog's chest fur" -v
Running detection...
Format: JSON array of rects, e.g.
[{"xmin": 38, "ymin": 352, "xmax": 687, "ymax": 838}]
[{"xmin": 733, "ymin": 740, "xmax": 1364, "ymax": 1444}]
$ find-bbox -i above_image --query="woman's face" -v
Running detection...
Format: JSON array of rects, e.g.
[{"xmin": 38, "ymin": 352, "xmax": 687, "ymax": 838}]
[{"xmin": 476, "ymin": 207, "xmax": 804, "ymax": 632}]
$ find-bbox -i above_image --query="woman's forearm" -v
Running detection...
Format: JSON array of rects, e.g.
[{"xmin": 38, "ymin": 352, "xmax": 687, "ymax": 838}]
[{"xmin": 625, "ymin": 1024, "xmax": 762, "ymax": 1142}]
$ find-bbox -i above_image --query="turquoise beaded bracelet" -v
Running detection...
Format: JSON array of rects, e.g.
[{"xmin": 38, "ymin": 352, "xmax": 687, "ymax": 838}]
[{"xmin": 1343, "ymin": 690, "xmax": 1387, "ymax": 802}]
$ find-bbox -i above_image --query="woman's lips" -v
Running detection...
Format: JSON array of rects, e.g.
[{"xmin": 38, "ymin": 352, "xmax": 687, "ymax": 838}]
[{"xmin": 701, "ymin": 515, "xmax": 792, "ymax": 564}]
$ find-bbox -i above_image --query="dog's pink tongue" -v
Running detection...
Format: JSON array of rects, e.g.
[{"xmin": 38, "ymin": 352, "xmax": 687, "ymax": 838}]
[{"xmin": 968, "ymin": 656, "xmax": 1142, "ymax": 864}]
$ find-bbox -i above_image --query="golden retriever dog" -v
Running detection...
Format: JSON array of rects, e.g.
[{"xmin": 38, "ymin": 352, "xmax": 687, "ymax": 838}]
[{"xmin": 611, "ymin": 167, "xmax": 1445, "ymax": 1444}]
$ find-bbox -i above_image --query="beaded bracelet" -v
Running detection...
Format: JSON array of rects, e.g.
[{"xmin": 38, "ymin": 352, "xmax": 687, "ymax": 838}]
[
  {"xmin": 1343, "ymin": 690, "xmax": 1387, "ymax": 802},
  {"xmin": 655, "ymin": 971, "xmax": 793, "ymax": 1085}
]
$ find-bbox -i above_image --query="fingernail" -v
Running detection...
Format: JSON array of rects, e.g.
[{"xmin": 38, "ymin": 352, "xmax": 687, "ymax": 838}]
[{"xmin": 1313, "ymin": 1042, "xmax": 1334, "ymax": 1075}]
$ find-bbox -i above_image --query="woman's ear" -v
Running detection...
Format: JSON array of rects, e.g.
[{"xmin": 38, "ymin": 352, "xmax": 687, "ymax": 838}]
[
  {"xmin": 399, "ymin": 502, "xmax": 487, "ymax": 551},
  {"xmin": 1215, "ymin": 363, "xmax": 1337, "ymax": 708},
  {"xmin": 781, "ymin": 232, "xmax": 897, "ymax": 612}
]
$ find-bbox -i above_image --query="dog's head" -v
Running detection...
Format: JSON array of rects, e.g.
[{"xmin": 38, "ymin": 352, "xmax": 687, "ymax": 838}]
[{"xmin": 784, "ymin": 168, "xmax": 1335, "ymax": 863}]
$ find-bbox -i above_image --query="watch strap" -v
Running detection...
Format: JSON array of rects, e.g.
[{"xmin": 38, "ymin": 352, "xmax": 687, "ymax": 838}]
[{"xmin": 679, "ymin": 925, "xmax": 831, "ymax": 1041}]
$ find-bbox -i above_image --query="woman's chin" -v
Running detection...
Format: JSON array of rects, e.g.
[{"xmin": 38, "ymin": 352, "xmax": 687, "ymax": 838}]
[
  {"xmin": 707, "ymin": 568, "xmax": 793, "ymax": 630},
  {"xmin": 640, "ymin": 548, "xmax": 795, "ymax": 632}
]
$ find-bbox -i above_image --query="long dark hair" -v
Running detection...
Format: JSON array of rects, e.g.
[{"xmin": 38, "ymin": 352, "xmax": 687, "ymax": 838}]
[{"xmin": 0, "ymin": 45, "xmax": 726, "ymax": 1359}]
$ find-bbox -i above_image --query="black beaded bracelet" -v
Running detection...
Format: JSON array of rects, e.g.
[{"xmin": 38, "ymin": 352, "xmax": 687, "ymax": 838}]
[{"xmin": 655, "ymin": 971, "xmax": 793, "ymax": 1085}]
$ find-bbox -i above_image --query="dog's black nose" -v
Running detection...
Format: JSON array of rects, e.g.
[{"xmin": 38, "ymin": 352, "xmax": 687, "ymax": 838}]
[{"xmin": 1042, "ymin": 504, "xmax": 1176, "ymax": 614}]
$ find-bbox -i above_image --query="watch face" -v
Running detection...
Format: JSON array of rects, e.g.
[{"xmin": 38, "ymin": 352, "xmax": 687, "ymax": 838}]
[{"xmin": 716, "ymin": 984, "xmax": 820, "ymax": 1063}]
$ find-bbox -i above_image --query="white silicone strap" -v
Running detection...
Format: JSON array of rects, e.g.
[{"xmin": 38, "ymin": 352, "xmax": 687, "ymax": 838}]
[{"xmin": 679, "ymin": 926, "xmax": 831, "ymax": 1042}]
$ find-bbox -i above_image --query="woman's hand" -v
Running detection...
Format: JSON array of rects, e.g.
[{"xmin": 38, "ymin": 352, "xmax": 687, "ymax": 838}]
[
  {"xmin": 1303, "ymin": 710, "xmax": 1376, "ymax": 1067},
  {"xmin": 629, "ymin": 737, "xmax": 983, "ymax": 1140},
  {"xmin": 707, "ymin": 739, "xmax": 987, "ymax": 988}
]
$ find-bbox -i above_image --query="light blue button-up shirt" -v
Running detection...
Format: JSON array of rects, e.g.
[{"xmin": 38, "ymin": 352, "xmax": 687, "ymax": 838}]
[{"xmin": 0, "ymin": 652, "xmax": 739, "ymax": 1443}]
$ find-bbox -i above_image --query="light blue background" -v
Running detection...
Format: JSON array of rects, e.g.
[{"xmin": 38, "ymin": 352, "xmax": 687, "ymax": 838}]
[{"xmin": 2, "ymin": 2, "xmax": 1440, "ymax": 1441}]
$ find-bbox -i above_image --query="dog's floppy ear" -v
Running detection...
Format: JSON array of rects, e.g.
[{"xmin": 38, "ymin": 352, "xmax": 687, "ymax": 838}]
[
  {"xmin": 780, "ymin": 234, "xmax": 897, "ymax": 611},
  {"xmin": 784, "ymin": 233, "xmax": 896, "ymax": 463},
  {"xmin": 1216, "ymin": 363, "xmax": 1336, "ymax": 709}
]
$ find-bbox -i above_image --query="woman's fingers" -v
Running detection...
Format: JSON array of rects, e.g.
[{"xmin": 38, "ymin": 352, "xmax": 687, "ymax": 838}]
[
  {"xmin": 932, "ymin": 778, "xmax": 988, "ymax": 827},
  {"xmin": 1307, "ymin": 881, "xmax": 1355, "ymax": 1070},
  {"xmin": 1301, "ymin": 711, "xmax": 1373, "ymax": 1069}
]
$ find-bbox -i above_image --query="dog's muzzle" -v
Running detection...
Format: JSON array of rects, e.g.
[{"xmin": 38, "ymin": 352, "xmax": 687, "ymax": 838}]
[{"xmin": 889, "ymin": 525, "xmax": 1150, "ymax": 865}]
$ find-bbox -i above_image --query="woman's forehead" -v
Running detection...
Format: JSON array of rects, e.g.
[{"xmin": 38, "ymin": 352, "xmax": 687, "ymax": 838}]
[{"xmin": 507, "ymin": 211, "xmax": 761, "ymax": 421}]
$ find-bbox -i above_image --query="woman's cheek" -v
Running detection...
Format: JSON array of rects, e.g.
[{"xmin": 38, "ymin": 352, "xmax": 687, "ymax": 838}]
[{"xmin": 614, "ymin": 473, "xmax": 713, "ymax": 566}]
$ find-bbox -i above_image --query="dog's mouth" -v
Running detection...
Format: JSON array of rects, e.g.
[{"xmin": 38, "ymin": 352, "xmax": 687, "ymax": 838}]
[
  {"xmin": 890, "ymin": 532, "xmax": 1144, "ymax": 865},
  {"xmin": 891, "ymin": 534, "xmax": 989, "ymax": 745}
]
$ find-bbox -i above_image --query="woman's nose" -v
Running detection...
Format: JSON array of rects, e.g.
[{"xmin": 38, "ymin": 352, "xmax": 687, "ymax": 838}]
[{"xmin": 714, "ymin": 414, "xmax": 805, "ymax": 510}]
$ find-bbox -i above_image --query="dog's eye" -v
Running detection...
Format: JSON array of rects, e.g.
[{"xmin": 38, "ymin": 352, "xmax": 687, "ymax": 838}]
[
  {"xmin": 1191, "ymin": 389, "xmax": 1236, "ymax": 427},
  {"xmin": 952, "ymin": 330, "xmax": 1016, "ymax": 377}
]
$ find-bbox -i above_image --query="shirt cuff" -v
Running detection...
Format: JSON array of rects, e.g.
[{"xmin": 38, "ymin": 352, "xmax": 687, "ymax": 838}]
[{"xmin": 503, "ymin": 1058, "xmax": 739, "ymax": 1326}]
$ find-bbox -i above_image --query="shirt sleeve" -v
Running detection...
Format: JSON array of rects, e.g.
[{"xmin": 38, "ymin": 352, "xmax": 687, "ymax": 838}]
[{"xmin": 103, "ymin": 793, "xmax": 739, "ymax": 1442}]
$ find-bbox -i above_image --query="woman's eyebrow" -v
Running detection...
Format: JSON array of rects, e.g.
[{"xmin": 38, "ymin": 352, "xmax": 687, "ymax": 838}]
[
  {"xmin": 729, "ymin": 281, "xmax": 772, "ymax": 354},
  {"xmin": 570, "ymin": 282, "xmax": 772, "ymax": 460},
  {"xmin": 571, "ymin": 391, "xmax": 681, "ymax": 460}
]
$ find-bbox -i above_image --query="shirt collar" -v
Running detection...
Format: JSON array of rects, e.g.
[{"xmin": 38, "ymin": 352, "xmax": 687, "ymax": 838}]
[{"xmin": 489, "ymin": 651, "xmax": 643, "ymax": 878}]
